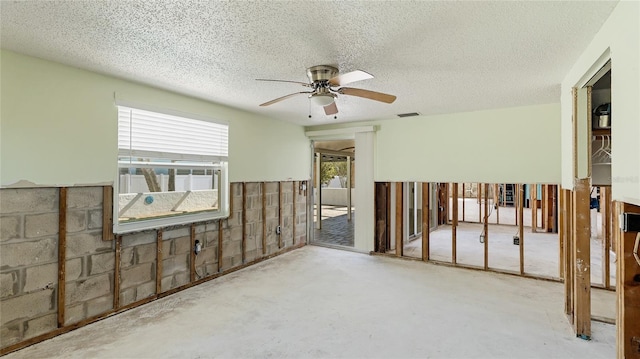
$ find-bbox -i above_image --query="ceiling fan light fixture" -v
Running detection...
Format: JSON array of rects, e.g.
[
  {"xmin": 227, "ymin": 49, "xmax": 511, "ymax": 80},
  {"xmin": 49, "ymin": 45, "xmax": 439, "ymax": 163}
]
[{"xmin": 309, "ymin": 93, "xmax": 335, "ymax": 107}]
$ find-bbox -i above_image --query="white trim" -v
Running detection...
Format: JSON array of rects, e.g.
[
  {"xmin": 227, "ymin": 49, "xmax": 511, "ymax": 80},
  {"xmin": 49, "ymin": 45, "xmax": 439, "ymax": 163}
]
[
  {"xmin": 574, "ymin": 48, "xmax": 611, "ymax": 89},
  {"xmin": 305, "ymin": 126, "xmax": 377, "ymax": 139}
]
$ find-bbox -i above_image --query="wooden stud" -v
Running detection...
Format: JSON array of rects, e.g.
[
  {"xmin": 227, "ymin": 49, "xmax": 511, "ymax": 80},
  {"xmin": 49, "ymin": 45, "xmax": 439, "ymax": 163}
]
[
  {"xmin": 218, "ymin": 220, "xmax": 223, "ymax": 272},
  {"xmin": 542, "ymin": 185, "xmax": 548, "ymax": 232},
  {"xmin": 601, "ymin": 187, "xmax": 611, "ymax": 289},
  {"xmin": 515, "ymin": 184, "xmax": 519, "ymax": 226},
  {"xmin": 102, "ymin": 186, "xmax": 113, "ymax": 241},
  {"xmin": 262, "ymin": 182, "xmax": 267, "ymax": 255},
  {"xmin": 292, "ymin": 181, "xmax": 297, "ymax": 246},
  {"xmin": 452, "ymin": 183, "xmax": 458, "ymax": 264},
  {"xmin": 461, "ymin": 183, "xmax": 465, "ymax": 222},
  {"xmin": 57, "ymin": 187, "xmax": 67, "ymax": 328},
  {"xmin": 494, "ymin": 184, "xmax": 500, "ymax": 225},
  {"xmin": 483, "ymin": 183, "xmax": 489, "ymax": 270},
  {"xmin": 278, "ymin": 182, "xmax": 283, "ymax": 249},
  {"xmin": 616, "ymin": 202, "xmax": 640, "ymax": 359},
  {"xmin": 478, "ymin": 183, "xmax": 482, "ymax": 223},
  {"xmin": 532, "ymin": 184, "xmax": 538, "ymax": 232},
  {"xmin": 395, "ymin": 182, "xmax": 403, "ymax": 257},
  {"xmin": 114, "ymin": 235, "xmax": 121, "ymax": 310},
  {"xmin": 519, "ymin": 184, "xmax": 525, "ymax": 275},
  {"xmin": 422, "ymin": 182, "xmax": 430, "ymax": 261},
  {"xmin": 564, "ymin": 189, "xmax": 575, "ymax": 322},
  {"xmin": 190, "ymin": 224, "xmax": 196, "ymax": 282},
  {"xmin": 242, "ymin": 182, "xmax": 247, "ymax": 263},
  {"xmin": 156, "ymin": 229, "xmax": 163, "ymax": 294},
  {"xmin": 559, "ymin": 187, "xmax": 565, "ymax": 278},
  {"xmin": 572, "ymin": 178, "xmax": 591, "ymax": 339}
]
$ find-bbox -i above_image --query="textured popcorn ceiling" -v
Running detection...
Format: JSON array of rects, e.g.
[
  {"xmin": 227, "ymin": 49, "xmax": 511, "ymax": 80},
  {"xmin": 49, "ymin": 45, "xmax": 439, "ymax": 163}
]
[{"xmin": 1, "ymin": 1, "xmax": 618, "ymax": 126}]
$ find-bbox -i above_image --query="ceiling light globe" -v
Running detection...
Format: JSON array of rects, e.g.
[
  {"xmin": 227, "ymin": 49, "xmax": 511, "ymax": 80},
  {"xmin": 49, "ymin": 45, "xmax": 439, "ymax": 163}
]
[{"xmin": 310, "ymin": 94, "xmax": 335, "ymax": 107}]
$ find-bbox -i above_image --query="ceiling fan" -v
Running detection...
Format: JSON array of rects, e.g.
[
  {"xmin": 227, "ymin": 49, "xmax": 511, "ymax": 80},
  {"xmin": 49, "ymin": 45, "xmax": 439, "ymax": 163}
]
[{"xmin": 257, "ymin": 65, "xmax": 397, "ymax": 115}]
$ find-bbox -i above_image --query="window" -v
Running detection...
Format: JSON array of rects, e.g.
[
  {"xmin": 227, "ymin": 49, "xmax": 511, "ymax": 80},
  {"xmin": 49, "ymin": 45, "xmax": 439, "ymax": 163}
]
[{"xmin": 115, "ymin": 104, "xmax": 229, "ymax": 233}]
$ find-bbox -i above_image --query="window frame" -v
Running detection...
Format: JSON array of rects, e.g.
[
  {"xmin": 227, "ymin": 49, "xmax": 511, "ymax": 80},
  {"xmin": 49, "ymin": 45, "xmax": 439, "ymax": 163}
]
[{"xmin": 113, "ymin": 101, "xmax": 230, "ymax": 234}]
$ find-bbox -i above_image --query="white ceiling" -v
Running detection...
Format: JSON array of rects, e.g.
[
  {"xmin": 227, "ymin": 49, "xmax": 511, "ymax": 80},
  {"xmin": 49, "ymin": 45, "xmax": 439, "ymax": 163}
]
[{"xmin": 1, "ymin": 1, "xmax": 618, "ymax": 126}]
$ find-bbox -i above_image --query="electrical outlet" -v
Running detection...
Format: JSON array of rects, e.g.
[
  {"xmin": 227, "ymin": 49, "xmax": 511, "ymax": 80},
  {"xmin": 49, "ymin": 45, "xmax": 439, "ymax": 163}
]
[{"xmin": 276, "ymin": 226, "xmax": 281, "ymax": 235}]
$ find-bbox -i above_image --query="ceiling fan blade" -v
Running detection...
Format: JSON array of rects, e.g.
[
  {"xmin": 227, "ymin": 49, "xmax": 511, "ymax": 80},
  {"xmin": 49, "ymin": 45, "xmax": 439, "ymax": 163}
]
[
  {"xmin": 328, "ymin": 70, "xmax": 374, "ymax": 86},
  {"xmin": 324, "ymin": 101, "xmax": 338, "ymax": 115},
  {"xmin": 256, "ymin": 79, "xmax": 311, "ymax": 87},
  {"xmin": 337, "ymin": 87, "xmax": 397, "ymax": 104},
  {"xmin": 259, "ymin": 91, "xmax": 313, "ymax": 107}
]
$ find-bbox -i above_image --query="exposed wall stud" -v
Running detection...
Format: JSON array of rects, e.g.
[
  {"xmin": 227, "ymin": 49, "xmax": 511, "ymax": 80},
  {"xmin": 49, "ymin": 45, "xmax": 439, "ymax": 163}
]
[
  {"xmin": 483, "ymin": 183, "xmax": 489, "ymax": 270},
  {"xmin": 292, "ymin": 181, "xmax": 297, "ymax": 245},
  {"xmin": 601, "ymin": 187, "xmax": 611, "ymax": 288},
  {"xmin": 102, "ymin": 186, "xmax": 114, "ymax": 241},
  {"xmin": 395, "ymin": 182, "xmax": 404, "ymax": 257},
  {"xmin": 572, "ymin": 178, "xmax": 591, "ymax": 339},
  {"xmin": 242, "ymin": 182, "xmax": 247, "ymax": 263},
  {"xmin": 452, "ymin": 183, "xmax": 458, "ymax": 264},
  {"xmin": 156, "ymin": 229, "xmax": 163, "ymax": 294},
  {"xmin": 519, "ymin": 184, "xmax": 525, "ymax": 275},
  {"xmin": 422, "ymin": 182, "xmax": 430, "ymax": 261},
  {"xmin": 278, "ymin": 181, "xmax": 283, "ymax": 248},
  {"xmin": 57, "ymin": 187, "xmax": 67, "ymax": 328},
  {"xmin": 262, "ymin": 182, "xmax": 267, "ymax": 255},
  {"xmin": 616, "ymin": 202, "xmax": 640, "ymax": 359},
  {"xmin": 190, "ymin": 224, "xmax": 196, "ymax": 282},
  {"xmin": 114, "ymin": 235, "xmax": 121, "ymax": 309},
  {"xmin": 531, "ymin": 184, "xmax": 538, "ymax": 232},
  {"xmin": 218, "ymin": 220, "xmax": 223, "ymax": 272}
]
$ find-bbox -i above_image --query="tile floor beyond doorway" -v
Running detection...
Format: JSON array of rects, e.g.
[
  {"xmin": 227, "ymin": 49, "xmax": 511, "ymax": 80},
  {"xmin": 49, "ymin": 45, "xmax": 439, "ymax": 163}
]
[{"xmin": 5, "ymin": 246, "xmax": 615, "ymax": 359}]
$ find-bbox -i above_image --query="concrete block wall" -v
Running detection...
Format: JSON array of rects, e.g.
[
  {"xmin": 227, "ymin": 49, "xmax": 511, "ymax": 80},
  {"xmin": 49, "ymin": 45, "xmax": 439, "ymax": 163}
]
[
  {"xmin": 0, "ymin": 188, "xmax": 59, "ymax": 348},
  {"xmin": 0, "ymin": 181, "xmax": 307, "ymax": 353},
  {"xmin": 119, "ymin": 231, "xmax": 157, "ymax": 307},
  {"xmin": 244, "ymin": 183, "xmax": 263, "ymax": 263},
  {"xmin": 65, "ymin": 187, "xmax": 114, "ymax": 325},
  {"xmin": 294, "ymin": 183, "xmax": 308, "ymax": 245},
  {"xmin": 193, "ymin": 221, "xmax": 219, "ymax": 279},
  {"xmin": 221, "ymin": 183, "xmax": 243, "ymax": 271},
  {"xmin": 160, "ymin": 227, "xmax": 191, "ymax": 291},
  {"xmin": 264, "ymin": 182, "xmax": 280, "ymax": 255}
]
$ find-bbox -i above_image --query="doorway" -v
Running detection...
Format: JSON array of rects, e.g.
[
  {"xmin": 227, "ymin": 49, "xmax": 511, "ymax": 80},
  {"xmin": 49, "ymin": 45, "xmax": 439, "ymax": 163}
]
[{"xmin": 312, "ymin": 139, "xmax": 355, "ymax": 248}]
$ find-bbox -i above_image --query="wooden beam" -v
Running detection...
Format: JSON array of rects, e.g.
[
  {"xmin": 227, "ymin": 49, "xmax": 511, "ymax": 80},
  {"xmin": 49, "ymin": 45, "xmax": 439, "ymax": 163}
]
[
  {"xmin": 478, "ymin": 183, "xmax": 482, "ymax": 222},
  {"xmin": 114, "ymin": 235, "xmax": 121, "ymax": 310},
  {"xmin": 262, "ymin": 182, "xmax": 267, "ymax": 255},
  {"xmin": 395, "ymin": 182, "xmax": 403, "ymax": 257},
  {"xmin": 102, "ymin": 186, "xmax": 113, "ymax": 241},
  {"xmin": 483, "ymin": 183, "xmax": 489, "ymax": 270},
  {"xmin": 57, "ymin": 187, "xmax": 67, "ymax": 328},
  {"xmin": 461, "ymin": 183, "xmax": 465, "ymax": 222},
  {"xmin": 156, "ymin": 229, "xmax": 163, "ymax": 294},
  {"xmin": 559, "ymin": 187, "xmax": 565, "ymax": 278},
  {"xmin": 564, "ymin": 189, "xmax": 575, "ymax": 322},
  {"xmin": 616, "ymin": 202, "xmax": 640, "ymax": 359},
  {"xmin": 519, "ymin": 184, "xmax": 525, "ymax": 275},
  {"xmin": 494, "ymin": 184, "xmax": 500, "ymax": 224},
  {"xmin": 292, "ymin": 181, "xmax": 297, "ymax": 246},
  {"xmin": 190, "ymin": 224, "xmax": 196, "ymax": 282},
  {"xmin": 452, "ymin": 183, "xmax": 458, "ymax": 264},
  {"xmin": 572, "ymin": 178, "xmax": 591, "ymax": 339},
  {"xmin": 601, "ymin": 187, "xmax": 611, "ymax": 289},
  {"xmin": 278, "ymin": 182, "xmax": 283, "ymax": 249},
  {"xmin": 532, "ymin": 184, "xmax": 538, "ymax": 232},
  {"xmin": 422, "ymin": 182, "xmax": 430, "ymax": 261},
  {"xmin": 217, "ymin": 220, "xmax": 223, "ymax": 272},
  {"xmin": 542, "ymin": 185, "xmax": 548, "ymax": 232},
  {"xmin": 242, "ymin": 182, "xmax": 247, "ymax": 263}
]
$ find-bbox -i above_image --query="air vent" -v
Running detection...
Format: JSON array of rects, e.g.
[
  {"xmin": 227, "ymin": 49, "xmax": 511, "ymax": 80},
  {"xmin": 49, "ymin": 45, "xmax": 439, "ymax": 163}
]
[{"xmin": 397, "ymin": 112, "xmax": 421, "ymax": 118}]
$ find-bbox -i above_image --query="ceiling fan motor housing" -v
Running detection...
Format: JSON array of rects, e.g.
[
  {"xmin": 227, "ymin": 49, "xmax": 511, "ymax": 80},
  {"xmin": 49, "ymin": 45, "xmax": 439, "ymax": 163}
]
[{"xmin": 306, "ymin": 65, "xmax": 338, "ymax": 83}]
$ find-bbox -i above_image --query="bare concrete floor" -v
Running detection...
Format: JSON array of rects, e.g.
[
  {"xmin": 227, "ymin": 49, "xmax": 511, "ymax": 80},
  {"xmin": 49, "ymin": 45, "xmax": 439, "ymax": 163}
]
[{"xmin": 6, "ymin": 246, "xmax": 615, "ymax": 359}]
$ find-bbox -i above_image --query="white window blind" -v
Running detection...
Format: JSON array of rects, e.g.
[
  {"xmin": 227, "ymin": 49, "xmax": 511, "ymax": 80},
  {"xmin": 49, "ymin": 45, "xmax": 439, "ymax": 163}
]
[{"xmin": 118, "ymin": 106, "xmax": 228, "ymax": 161}]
